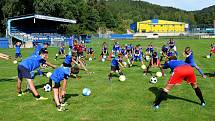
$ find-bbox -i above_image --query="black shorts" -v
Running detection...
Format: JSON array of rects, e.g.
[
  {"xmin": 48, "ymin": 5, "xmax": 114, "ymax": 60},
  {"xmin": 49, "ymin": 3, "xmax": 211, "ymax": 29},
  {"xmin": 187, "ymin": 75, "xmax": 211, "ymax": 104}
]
[
  {"xmin": 53, "ymin": 82, "xmax": 60, "ymax": 88},
  {"xmin": 62, "ymin": 62, "xmax": 72, "ymax": 67},
  {"xmin": 58, "ymin": 50, "xmax": 64, "ymax": 55},
  {"xmin": 15, "ymin": 53, "xmax": 22, "ymax": 58},
  {"xmin": 100, "ymin": 52, "xmax": 109, "ymax": 56},
  {"xmin": 18, "ymin": 65, "xmax": 32, "ymax": 79},
  {"xmin": 88, "ymin": 51, "xmax": 94, "ymax": 54},
  {"xmin": 111, "ymin": 66, "xmax": 120, "ymax": 72},
  {"xmin": 77, "ymin": 52, "xmax": 83, "ymax": 57}
]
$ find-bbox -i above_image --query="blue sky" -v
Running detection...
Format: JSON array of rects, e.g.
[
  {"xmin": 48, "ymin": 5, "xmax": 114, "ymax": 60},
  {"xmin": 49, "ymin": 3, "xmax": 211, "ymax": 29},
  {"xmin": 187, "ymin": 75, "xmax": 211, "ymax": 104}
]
[{"xmin": 143, "ymin": 0, "xmax": 215, "ymax": 11}]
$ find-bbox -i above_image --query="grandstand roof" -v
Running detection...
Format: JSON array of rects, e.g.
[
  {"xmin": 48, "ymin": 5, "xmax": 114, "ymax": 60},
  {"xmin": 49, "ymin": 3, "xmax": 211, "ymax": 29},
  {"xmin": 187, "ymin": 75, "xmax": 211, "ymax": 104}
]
[{"xmin": 8, "ymin": 14, "xmax": 76, "ymax": 24}]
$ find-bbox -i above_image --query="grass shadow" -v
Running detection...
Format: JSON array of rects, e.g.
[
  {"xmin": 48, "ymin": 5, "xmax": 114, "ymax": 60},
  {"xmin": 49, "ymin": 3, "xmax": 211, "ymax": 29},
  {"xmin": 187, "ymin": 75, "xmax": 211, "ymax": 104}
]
[
  {"xmin": 149, "ymin": 87, "xmax": 200, "ymax": 105},
  {"xmin": 204, "ymin": 73, "xmax": 215, "ymax": 78},
  {"xmin": 35, "ymin": 84, "xmax": 45, "ymax": 89},
  {"xmin": 64, "ymin": 93, "xmax": 79, "ymax": 102},
  {"xmin": 0, "ymin": 78, "xmax": 16, "ymax": 82}
]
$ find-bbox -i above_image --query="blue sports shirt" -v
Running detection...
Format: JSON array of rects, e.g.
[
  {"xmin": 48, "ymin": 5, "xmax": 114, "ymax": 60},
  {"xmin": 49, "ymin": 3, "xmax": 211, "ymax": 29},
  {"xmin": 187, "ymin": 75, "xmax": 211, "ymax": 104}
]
[
  {"xmin": 50, "ymin": 67, "xmax": 71, "ymax": 83},
  {"xmin": 20, "ymin": 55, "xmax": 46, "ymax": 71}
]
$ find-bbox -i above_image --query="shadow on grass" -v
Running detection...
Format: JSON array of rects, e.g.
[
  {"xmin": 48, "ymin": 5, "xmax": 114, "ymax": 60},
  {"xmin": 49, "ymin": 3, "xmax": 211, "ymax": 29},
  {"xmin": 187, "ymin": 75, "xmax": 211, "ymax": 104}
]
[
  {"xmin": 204, "ymin": 73, "xmax": 215, "ymax": 78},
  {"xmin": 0, "ymin": 78, "xmax": 16, "ymax": 82},
  {"xmin": 35, "ymin": 84, "xmax": 45, "ymax": 89},
  {"xmin": 149, "ymin": 87, "xmax": 199, "ymax": 105},
  {"xmin": 64, "ymin": 94, "xmax": 79, "ymax": 102}
]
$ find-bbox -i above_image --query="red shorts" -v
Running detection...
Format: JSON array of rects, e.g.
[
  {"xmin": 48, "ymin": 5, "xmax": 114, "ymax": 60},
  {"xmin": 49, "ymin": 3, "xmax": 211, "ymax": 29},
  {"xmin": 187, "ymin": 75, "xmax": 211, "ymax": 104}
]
[
  {"xmin": 211, "ymin": 48, "xmax": 215, "ymax": 53},
  {"xmin": 168, "ymin": 65, "xmax": 196, "ymax": 85}
]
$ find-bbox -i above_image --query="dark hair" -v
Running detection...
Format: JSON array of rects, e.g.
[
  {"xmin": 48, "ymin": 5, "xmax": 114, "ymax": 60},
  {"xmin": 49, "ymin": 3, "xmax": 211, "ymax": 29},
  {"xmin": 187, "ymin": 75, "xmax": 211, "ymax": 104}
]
[
  {"xmin": 152, "ymin": 52, "xmax": 157, "ymax": 57},
  {"xmin": 184, "ymin": 47, "xmax": 191, "ymax": 55},
  {"xmin": 39, "ymin": 48, "xmax": 48, "ymax": 55},
  {"xmin": 71, "ymin": 67, "xmax": 79, "ymax": 74},
  {"xmin": 168, "ymin": 56, "xmax": 177, "ymax": 60}
]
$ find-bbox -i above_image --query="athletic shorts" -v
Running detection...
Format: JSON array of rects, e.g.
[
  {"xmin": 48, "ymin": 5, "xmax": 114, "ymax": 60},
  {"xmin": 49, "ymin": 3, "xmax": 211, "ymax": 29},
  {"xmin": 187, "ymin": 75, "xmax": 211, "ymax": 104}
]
[
  {"xmin": 58, "ymin": 50, "xmax": 64, "ymax": 55},
  {"xmin": 211, "ymin": 48, "xmax": 215, "ymax": 53},
  {"xmin": 111, "ymin": 66, "xmax": 120, "ymax": 72},
  {"xmin": 133, "ymin": 56, "xmax": 142, "ymax": 61},
  {"xmin": 15, "ymin": 53, "xmax": 22, "ymax": 58},
  {"xmin": 17, "ymin": 65, "xmax": 32, "ymax": 79},
  {"xmin": 150, "ymin": 59, "xmax": 160, "ymax": 66},
  {"xmin": 53, "ymin": 82, "xmax": 60, "ymax": 88},
  {"xmin": 77, "ymin": 52, "xmax": 83, "ymax": 57},
  {"xmin": 168, "ymin": 65, "xmax": 196, "ymax": 85}
]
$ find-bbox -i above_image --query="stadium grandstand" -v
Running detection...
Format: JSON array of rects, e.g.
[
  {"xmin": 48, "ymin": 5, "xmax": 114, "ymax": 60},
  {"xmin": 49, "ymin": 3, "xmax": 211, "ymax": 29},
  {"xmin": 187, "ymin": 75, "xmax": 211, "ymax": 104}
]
[{"xmin": 7, "ymin": 14, "xmax": 76, "ymax": 47}]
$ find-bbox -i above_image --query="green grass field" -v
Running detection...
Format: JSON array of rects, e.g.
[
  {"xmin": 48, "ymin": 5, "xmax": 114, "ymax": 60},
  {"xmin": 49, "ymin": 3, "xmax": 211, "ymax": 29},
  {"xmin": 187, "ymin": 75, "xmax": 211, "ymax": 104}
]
[{"xmin": 0, "ymin": 38, "xmax": 215, "ymax": 121}]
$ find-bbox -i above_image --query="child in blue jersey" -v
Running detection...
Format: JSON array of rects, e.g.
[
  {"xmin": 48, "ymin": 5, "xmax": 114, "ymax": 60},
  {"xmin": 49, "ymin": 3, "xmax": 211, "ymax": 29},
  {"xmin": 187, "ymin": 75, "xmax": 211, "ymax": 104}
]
[
  {"xmin": 108, "ymin": 53, "xmax": 125, "ymax": 80},
  {"xmin": 55, "ymin": 45, "xmax": 66, "ymax": 60},
  {"xmin": 32, "ymin": 43, "xmax": 49, "ymax": 56},
  {"xmin": 130, "ymin": 46, "xmax": 144, "ymax": 67},
  {"xmin": 100, "ymin": 42, "xmax": 109, "ymax": 60},
  {"xmin": 168, "ymin": 38, "xmax": 178, "ymax": 56},
  {"xmin": 146, "ymin": 44, "xmax": 154, "ymax": 55},
  {"xmin": 120, "ymin": 46, "xmax": 127, "ymax": 58},
  {"xmin": 144, "ymin": 44, "xmax": 154, "ymax": 62},
  {"xmin": 86, "ymin": 48, "xmax": 95, "ymax": 60},
  {"xmin": 160, "ymin": 45, "xmax": 169, "ymax": 61},
  {"xmin": 17, "ymin": 49, "xmax": 56, "ymax": 100},
  {"xmin": 110, "ymin": 42, "xmax": 120, "ymax": 58},
  {"xmin": 15, "ymin": 42, "xmax": 22, "ymax": 61},
  {"xmin": 167, "ymin": 50, "xmax": 177, "ymax": 58},
  {"xmin": 32, "ymin": 43, "xmax": 49, "ymax": 76},
  {"xmin": 153, "ymin": 56, "xmax": 205, "ymax": 109},
  {"xmin": 48, "ymin": 67, "xmax": 71, "ymax": 111},
  {"xmin": 184, "ymin": 47, "xmax": 206, "ymax": 78},
  {"xmin": 125, "ymin": 44, "xmax": 133, "ymax": 57},
  {"xmin": 68, "ymin": 35, "xmax": 74, "ymax": 49}
]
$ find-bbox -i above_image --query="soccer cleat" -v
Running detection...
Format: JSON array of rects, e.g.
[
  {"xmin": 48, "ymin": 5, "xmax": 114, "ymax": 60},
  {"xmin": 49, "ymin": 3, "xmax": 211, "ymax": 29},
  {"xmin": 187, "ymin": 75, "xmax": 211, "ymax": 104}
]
[
  {"xmin": 36, "ymin": 96, "xmax": 48, "ymax": 100},
  {"xmin": 153, "ymin": 105, "xmax": 160, "ymax": 110},
  {"xmin": 202, "ymin": 75, "xmax": 206, "ymax": 79},
  {"xmin": 17, "ymin": 92, "xmax": 25, "ymax": 97},
  {"xmin": 61, "ymin": 102, "xmax": 68, "ymax": 107},
  {"xmin": 108, "ymin": 76, "xmax": 112, "ymax": 81},
  {"xmin": 201, "ymin": 102, "xmax": 206, "ymax": 107},
  {"xmin": 57, "ymin": 105, "xmax": 64, "ymax": 112}
]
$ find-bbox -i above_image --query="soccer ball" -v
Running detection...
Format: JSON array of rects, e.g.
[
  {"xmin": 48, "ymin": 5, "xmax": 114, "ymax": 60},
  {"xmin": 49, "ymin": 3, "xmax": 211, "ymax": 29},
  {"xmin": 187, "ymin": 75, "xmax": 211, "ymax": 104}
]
[
  {"xmin": 141, "ymin": 64, "xmax": 147, "ymax": 70},
  {"xmin": 146, "ymin": 56, "xmax": 150, "ymax": 61},
  {"xmin": 102, "ymin": 57, "xmax": 105, "ymax": 62},
  {"xmin": 156, "ymin": 72, "xmax": 162, "ymax": 77},
  {"xmin": 13, "ymin": 60, "xmax": 17, "ymax": 64},
  {"xmin": 119, "ymin": 75, "xmax": 126, "ymax": 81},
  {"xmin": 150, "ymin": 76, "xmax": 157, "ymax": 84},
  {"xmin": 89, "ymin": 58, "xmax": 92, "ymax": 61},
  {"xmin": 122, "ymin": 62, "xmax": 127, "ymax": 67},
  {"xmin": 55, "ymin": 54, "xmax": 59, "ymax": 56},
  {"xmin": 82, "ymin": 88, "xmax": 91, "ymax": 96},
  {"xmin": 206, "ymin": 55, "xmax": 210, "ymax": 59},
  {"xmin": 46, "ymin": 72, "xmax": 52, "ymax": 78},
  {"xmin": 43, "ymin": 83, "xmax": 51, "ymax": 92},
  {"xmin": 103, "ymin": 55, "xmax": 107, "ymax": 59}
]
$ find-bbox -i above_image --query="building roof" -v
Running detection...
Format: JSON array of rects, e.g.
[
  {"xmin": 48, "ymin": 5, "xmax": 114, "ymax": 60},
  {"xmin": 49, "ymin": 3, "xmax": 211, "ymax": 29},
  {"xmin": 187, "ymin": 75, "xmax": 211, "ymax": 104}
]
[
  {"xmin": 8, "ymin": 14, "xmax": 76, "ymax": 24},
  {"xmin": 138, "ymin": 19, "xmax": 186, "ymax": 25}
]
